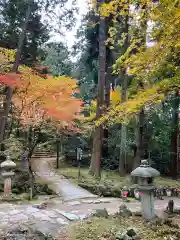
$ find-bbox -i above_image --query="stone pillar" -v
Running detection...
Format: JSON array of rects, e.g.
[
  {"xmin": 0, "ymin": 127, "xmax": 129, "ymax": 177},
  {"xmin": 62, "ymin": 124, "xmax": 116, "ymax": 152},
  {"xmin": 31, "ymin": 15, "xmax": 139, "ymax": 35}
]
[
  {"xmin": 140, "ymin": 189, "xmax": 155, "ymax": 220},
  {"xmin": 4, "ymin": 177, "xmax": 12, "ymax": 197},
  {"xmin": 1, "ymin": 171, "xmax": 15, "ymax": 197},
  {"xmin": 0, "ymin": 156, "xmax": 16, "ymax": 197}
]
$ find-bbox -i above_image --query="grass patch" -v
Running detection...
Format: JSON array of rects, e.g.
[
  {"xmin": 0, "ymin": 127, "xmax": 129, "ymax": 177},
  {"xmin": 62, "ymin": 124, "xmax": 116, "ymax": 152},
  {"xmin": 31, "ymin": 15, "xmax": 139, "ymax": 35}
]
[
  {"xmin": 155, "ymin": 177, "xmax": 180, "ymax": 188},
  {"xmin": 67, "ymin": 216, "xmax": 180, "ymax": 240},
  {"xmin": 57, "ymin": 167, "xmax": 180, "ymax": 197}
]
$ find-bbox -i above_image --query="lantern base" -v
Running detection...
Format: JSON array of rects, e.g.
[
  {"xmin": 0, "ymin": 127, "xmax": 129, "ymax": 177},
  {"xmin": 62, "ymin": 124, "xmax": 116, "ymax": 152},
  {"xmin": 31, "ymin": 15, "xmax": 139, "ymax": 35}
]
[{"xmin": 140, "ymin": 190, "xmax": 155, "ymax": 220}]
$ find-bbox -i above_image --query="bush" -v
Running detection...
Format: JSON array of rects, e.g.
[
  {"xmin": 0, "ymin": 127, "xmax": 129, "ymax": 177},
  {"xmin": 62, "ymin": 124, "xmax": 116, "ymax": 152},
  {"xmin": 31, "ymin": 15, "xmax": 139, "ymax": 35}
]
[{"xmin": 12, "ymin": 188, "xmax": 20, "ymax": 194}]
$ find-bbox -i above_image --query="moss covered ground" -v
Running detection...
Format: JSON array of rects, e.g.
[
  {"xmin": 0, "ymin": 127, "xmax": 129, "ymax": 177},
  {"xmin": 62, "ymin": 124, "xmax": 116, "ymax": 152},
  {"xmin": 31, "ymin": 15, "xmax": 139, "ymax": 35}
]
[
  {"xmin": 66, "ymin": 215, "xmax": 180, "ymax": 240},
  {"xmin": 57, "ymin": 167, "xmax": 180, "ymax": 197}
]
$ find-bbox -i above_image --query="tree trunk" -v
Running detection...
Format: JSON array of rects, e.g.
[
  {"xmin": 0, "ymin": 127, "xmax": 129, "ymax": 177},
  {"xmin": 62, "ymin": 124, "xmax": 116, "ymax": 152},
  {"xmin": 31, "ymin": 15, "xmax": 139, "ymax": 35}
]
[
  {"xmin": 133, "ymin": 5, "xmax": 148, "ymax": 169},
  {"xmin": 56, "ymin": 137, "xmax": 60, "ymax": 169},
  {"xmin": 133, "ymin": 109, "xmax": 145, "ymax": 169},
  {"xmin": 27, "ymin": 127, "xmax": 41, "ymax": 196},
  {"xmin": 105, "ymin": 50, "xmax": 111, "ymax": 108},
  {"xmin": 89, "ymin": 0, "xmax": 106, "ymax": 178},
  {"xmin": 119, "ymin": 75, "xmax": 128, "ymax": 175},
  {"xmin": 0, "ymin": 2, "xmax": 32, "ymax": 148},
  {"xmin": 102, "ymin": 47, "xmax": 112, "ymax": 162},
  {"xmin": 89, "ymin": 126, "xmax": 103, "ymax": 178},
  {"xmin": 171, "ymin": 90, "xmax": 179, "ymax": 179},
  {"xmin": 119, "ymin": 13, "xmax": 129, "ymax": 175}
]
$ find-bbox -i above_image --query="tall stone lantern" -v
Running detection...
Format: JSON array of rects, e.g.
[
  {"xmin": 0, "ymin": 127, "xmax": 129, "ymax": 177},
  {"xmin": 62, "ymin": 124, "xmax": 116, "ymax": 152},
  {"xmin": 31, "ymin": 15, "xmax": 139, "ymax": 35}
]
[
  {"xmin": 131, "ymin": 159, "xmax": 160, "ymax": 220},
  {"xmin": 0, "ymin": 155, "xmax": 16, "ymax": 197}
]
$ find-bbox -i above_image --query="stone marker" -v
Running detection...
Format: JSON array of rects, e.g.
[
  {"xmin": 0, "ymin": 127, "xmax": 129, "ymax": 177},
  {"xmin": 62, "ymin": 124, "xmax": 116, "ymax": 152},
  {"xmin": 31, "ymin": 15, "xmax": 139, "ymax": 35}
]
[
  {"xmin": 93, "ymin": 208, "xmax": 109, "ymax": 218},
  {"xmin": 166, "ymin": 199, "xmax": 174, "ymax": 214},
  {"xmin": 119, "ymin": 204, "xmax": 132, "ymax": 217},
  {"xmin": 131, "ymin": 159, "xmax": 160, "ymax": 220}
]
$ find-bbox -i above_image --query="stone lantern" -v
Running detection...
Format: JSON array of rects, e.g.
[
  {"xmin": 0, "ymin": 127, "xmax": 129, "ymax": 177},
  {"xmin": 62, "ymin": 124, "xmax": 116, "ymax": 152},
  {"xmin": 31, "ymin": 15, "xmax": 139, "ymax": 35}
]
[
  {"xmin": 131, "ymin": 159, "xmax": 160, "ymax": 220},
  {"xmin": 0, "ymin": 155, "xmax": 16, "ymax": 197}
]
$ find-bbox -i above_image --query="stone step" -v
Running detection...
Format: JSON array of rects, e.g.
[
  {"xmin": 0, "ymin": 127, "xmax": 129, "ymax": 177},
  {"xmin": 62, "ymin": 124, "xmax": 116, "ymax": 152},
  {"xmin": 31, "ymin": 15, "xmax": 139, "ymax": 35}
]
[
  {"xmin": 32, "ymin": 151, "xmax": 56, "ymax": 159},
  {"xmin": 34, "ymin": 152, "xmax": 56, "ymax": 155},
  {"xmin": 33, "ymin": 153, "xmax": 53, "ymax": 156},
  {"xmin": 32, "ymin": 154, "xmax": 56, "ymax": 158},
  {"xmin": 32, "ymin": 155, "xmax": 53, "ymax": 158},
  {"xmin": 32, "ymin": 154, "xmax": 56, "ymax": 156},
  {"xmin": 34, "ymin": 152, "xmax": 51, "ymax": 154}
]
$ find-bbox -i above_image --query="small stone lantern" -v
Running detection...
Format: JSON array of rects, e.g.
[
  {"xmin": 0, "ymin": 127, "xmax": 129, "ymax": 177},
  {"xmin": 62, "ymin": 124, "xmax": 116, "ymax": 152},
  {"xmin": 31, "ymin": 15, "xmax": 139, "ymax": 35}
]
[
  {"xmin": 131, "ymin": 159, "xmax": 160, "ymax": 220},
  {"xmin": 0, "ymin": 155, "xmax": 16, "ymax": 197}
]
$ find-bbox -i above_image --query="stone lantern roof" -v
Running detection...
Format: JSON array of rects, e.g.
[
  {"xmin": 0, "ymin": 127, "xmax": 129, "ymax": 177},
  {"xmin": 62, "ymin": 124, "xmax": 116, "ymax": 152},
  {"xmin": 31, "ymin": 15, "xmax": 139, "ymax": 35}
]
[
  {"xmin": 0, "ymin": 156, "xmax": 16, "ymax": 169},
  {"xmin": 131, "ymin": 159, "xmax": 160, "ymax": 178}
]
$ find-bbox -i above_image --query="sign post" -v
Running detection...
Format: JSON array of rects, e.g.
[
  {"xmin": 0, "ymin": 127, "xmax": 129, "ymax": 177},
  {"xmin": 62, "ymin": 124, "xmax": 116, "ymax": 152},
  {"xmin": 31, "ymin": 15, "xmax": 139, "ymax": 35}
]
[{"xmin": 76, "ymin": 148, "xmax": 82, "ymax": 181}]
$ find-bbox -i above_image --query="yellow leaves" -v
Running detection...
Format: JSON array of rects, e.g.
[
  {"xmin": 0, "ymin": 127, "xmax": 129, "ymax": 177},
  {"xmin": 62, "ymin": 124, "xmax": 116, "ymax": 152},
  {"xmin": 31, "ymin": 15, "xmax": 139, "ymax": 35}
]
[
  {"xmin": 105, "ymin": 27, "xmax": 118, "ymax": 46},
  {"xmin": 99, "ymin": 0, "xmax": 130, "ymax": 18},
  {"xmin": 96, "ymin": 76, "xmax": 180, "ymax": 126},
  {"xmin": 175, "ymin": 8, "xmax": 180, "ymax": 19},
  {"xmin": 0, "ymin": 47, "xmax": 16, "ymax": 73},
  {"xmin": 110, "ymin": 87, "xmax": 121, "ymax": 104},
  {"xmin": 93, "ymin": 0, "xmax": 180, "ymax": 127},
  {"xmin": 91, "ymin": 0, "xmax": 97, "ymax": 10},
  {"xmin": 0, "ymin": 47, "xmax": 15, "ymax": 62},
  {"xmin": 99, "ymin": 2, "xmax": 117, "ymax": 18},
  {"xmin": 100, "ymin": 0, "xmax": 180, "ymax": 80},
  {"xmin": 114, "ymin": 39, "xmax": 143, "ymax": 74},
  {"xmin": 84, "ymin": 88, "xmax": 122, "ymax": 122}
]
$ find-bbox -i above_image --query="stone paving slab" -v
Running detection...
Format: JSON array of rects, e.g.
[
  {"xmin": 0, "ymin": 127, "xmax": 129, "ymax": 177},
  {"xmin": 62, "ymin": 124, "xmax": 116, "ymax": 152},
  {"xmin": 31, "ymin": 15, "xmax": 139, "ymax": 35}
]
[
  {"xmin": 30, "ymin": 211, "xmax": 52, "ymax": 221},
  {"xmin": 9, "ymin": 213, "xmax": 29, "ymax": 223},
  {"xmin": 0, "ymin": 197, "xmax": 179, "ymax": 236},
  {"xmin": 26, "ymin": 206, "xmax": 40, "ymax": 214},
  {"xmin": 56, "ymin": 217, "xmax": 69, "ymax": 225},
  {"xmin": 41, "ymin": 209, "xmax": 59, "ymax": 218}
]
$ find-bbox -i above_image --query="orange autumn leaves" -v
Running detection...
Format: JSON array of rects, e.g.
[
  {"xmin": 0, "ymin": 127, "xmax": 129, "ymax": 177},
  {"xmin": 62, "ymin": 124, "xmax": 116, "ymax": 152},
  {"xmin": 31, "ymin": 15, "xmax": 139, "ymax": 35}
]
[{"xmin": 0, "ymin": 66, "xmax": 82, "ymax": 128}]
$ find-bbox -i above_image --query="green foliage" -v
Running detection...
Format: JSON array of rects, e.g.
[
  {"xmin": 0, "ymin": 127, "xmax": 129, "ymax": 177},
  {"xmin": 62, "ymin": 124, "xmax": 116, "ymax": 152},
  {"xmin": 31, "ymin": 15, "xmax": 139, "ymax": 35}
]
[
  {"xmin": 3, "ymin": 134, "xmax": 23, "ymax": 160},
  {"xmin": 72, "ymin": 10, "xmax": 99, "ymax": 101},
  {"xmin": 0, "ymin": 0, "xmax": 78, "ymax": 65},
  {"xmin": 0, "ymin": 0, "xmax": 49, "ymax": 65},
  {"xmin": 42, "ymin": 42, "xmax": 73, "ymax": 76}
]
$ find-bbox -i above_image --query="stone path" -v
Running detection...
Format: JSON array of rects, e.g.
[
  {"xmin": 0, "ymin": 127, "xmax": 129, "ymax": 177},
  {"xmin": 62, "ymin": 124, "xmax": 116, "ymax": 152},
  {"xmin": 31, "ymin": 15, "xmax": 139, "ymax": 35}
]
[
  {"xmin": 32, "ymin": 157, "xmax": 97, "ymax": 201},
  {"xmin": 10, "ymin": 155, "xmax": 179, "ymax": 237},
  {"xmin": 1, "ymin": 197, "xmax": 180, "ymax": 237}
]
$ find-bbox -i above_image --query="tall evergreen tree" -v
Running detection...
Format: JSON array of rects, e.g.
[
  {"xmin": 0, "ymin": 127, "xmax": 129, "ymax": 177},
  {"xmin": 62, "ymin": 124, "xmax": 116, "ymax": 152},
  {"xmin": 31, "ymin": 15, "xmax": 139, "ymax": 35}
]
[
  {"xmin": 42, "ymin": 42, "xmax": 73, "ymax": 76},
  {"xmin": 0, "ymin": 0, "xmax": 49, "ymax": 65}
]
